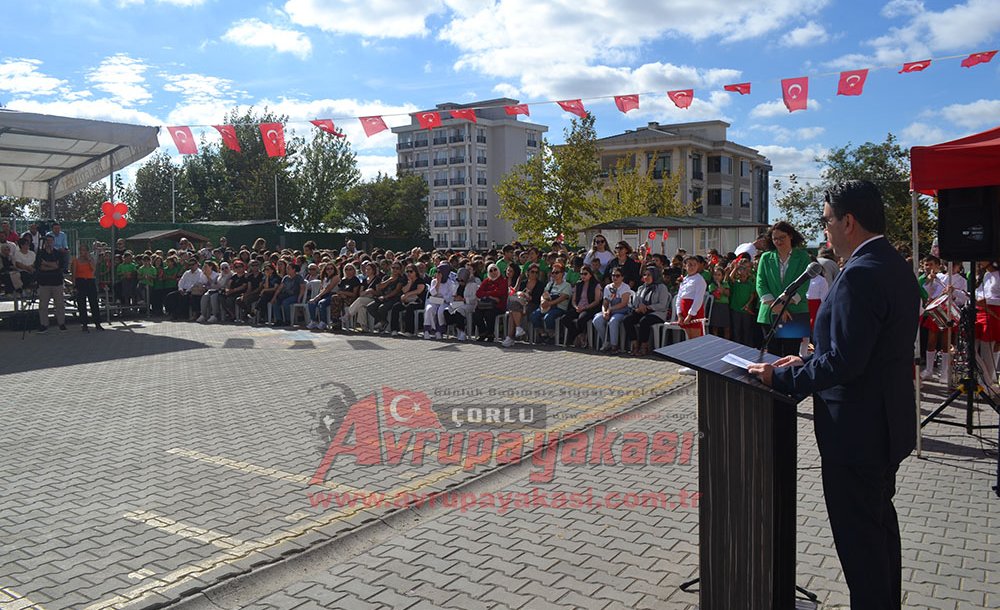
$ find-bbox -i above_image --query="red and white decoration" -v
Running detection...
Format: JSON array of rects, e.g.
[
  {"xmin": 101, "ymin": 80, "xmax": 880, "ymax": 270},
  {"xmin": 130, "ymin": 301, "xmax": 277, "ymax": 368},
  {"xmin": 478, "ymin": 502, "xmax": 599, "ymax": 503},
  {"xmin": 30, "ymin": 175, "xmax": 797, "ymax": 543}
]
[
  {"xmin": 359, "ymin": 116, "xmax": 389, "ymax": 137},
  {"xmin": 259, "ymin": 123, "xmax": 286, "ymax": 157},
  {"xmin": 961, "ymin": 50, "xmax": 997, "ymax": 68},
  {"xmin": 836, "ymin": 69, "xmax": 868, "ymax": 96},
  {"xmin": 504, "ymin": 103, "xmax": 530, "ymax": 116},
  {"xmin": 781, "ymin": 77, "xmax": 809, "ymax": 112},
  {"xmin": 667, "ymin": 89, "xmax": 693, "ymax": 109},
  {"xmin": 450, "ymin": 109, "xmax": 477, "ymax": 123},
  {"xmin": 168, "ymin": 126, "xmax": 197, "ymax": 155},
  {"xmin": 415, "ymin": 111, "xmax": 442, "ymax": 130},
  {"xmin": 310, "ymin": 119, "xmax": 345, "ymax": 137},
  {"xmin": 899, "ymin": 59, "xmax": 931, "ymax": 73},
  {"xmin": 214, "ymin": 125, "xmax": 241, "ymax": 152},
  {"xmin": 724, "ymin": 83, "xmax": 751, "ymax": 95},
  {"xmin": 557, "ymin": 99, "xmax": 588, "ymax": 118},
  {"xmin": 614, "ymin": 94, "xmax": 639, "ymax": 113}
]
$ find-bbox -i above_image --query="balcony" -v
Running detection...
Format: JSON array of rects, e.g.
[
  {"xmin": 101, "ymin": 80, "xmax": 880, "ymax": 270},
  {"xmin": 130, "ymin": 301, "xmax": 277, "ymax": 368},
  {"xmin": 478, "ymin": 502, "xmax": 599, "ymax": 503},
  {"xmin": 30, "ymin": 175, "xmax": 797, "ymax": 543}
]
[
  {"xmin": 691, "ymin": 171, "xmax": 704, "ymax": 181},
  {"xmin": 477, "ymin": 240, "xmax": 489, "ymax": 249},
  {"xmin": 476, "ymin": 156, "xmax": 487, "ymax": 164},
  {"xmin": 477, "ymin": 177, "xmax": 487, "ymax": 185},
  {"xmin": 449, "ymin": 177, "xmax": 466, "ymax": 185},
  {"xmin": 527, "ymin": 140, "xmax": 538, "ymax": 147},
  {"xmin": 433, "ymin": 158, "xmax": 448, "ymax": 166},
  {"xmin": 433, "ymin": 220, "xmax": 449, "ymax": 228},
  {"xmin": 476, "ymin": 135, "xmax": 487, "ymax": 143},
  {"xmin": 450, "ymin": 241, "xmax": 468, "ymax": 249},
  {"xmin": 450, "ymin": 218, "xmax": 467, "ymax": 227},
  {"xmin": 449, "ymin": 135, "xmax": 465, "ymax": 143},
  {"xmin": 433, "ymin": 137, "xmax": 448, "ymax": 145},
  {"xmin": 397, "ymin": 162, "xmax": 413, "ymax": 171},
  {"xmin": 450, "ymin": 198, "xmax": 467, "ymax": 207},
  {"xmin": 397, "ymin": 141, "xmax": 413, "ymax": 150},
  {"xmin": 433, "ymin": 178, "xmax": 448, "ymax": 187},
  {"xmin": 414, "ymin": 160, "xmax": 429, "ymax": 168},
  {"xmin": 432, "ymin": 200, "xmax": 449, "ymax": 208},
  {"xmin": 414, "ymin": 139, "xmax": 428, "ymax": 147},
  {"xmin": 477, "ymin": 219, "xmax": 488, "ymax": 227},
  {"xmin": 477, "ymin": 198, "xmax": 488, "ymax": 206},
  {"xmin": 449, "ymin": 156, "xmax": 466, "ymax": 164}
]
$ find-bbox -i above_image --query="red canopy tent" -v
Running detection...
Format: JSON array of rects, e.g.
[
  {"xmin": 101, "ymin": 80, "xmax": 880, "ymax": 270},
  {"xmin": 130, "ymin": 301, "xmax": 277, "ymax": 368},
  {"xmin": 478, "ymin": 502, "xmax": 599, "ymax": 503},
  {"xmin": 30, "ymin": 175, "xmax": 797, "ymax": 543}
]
[{"xmin": 910, "ymin": 125, "xmax": 1000, "ymax": 195}]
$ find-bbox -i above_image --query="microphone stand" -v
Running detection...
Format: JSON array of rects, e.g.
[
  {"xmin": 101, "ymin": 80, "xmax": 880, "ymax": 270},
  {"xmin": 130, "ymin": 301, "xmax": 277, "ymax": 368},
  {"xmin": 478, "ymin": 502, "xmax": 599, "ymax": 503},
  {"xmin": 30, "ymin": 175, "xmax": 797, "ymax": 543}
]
[{"xmin": 759, "ymin": 293, "xmax": 791, "ymax": 362}]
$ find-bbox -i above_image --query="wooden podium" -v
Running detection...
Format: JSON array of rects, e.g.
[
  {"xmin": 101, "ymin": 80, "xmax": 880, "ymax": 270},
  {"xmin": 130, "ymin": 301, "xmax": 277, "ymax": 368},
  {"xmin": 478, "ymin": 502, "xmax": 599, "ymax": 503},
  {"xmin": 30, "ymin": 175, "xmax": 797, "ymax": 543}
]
[{"xmin": 656, "ymin": 334, "xmax": 805, "ymax": 610}]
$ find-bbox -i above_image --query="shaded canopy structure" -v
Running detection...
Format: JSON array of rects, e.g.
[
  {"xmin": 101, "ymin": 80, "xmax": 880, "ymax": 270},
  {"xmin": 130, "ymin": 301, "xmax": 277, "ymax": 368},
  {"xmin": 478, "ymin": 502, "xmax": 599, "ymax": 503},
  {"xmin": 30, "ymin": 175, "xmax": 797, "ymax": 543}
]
[
  {"xmin": 126, "ymin": 228, "xmax": 210, "ymax": 247},
  {"xmin": 911, "ymin": 126, "xmax": 1000, "ymax": 195},
  {"xmin": 0, "ymin": 109, "xmax": 160, "ymax": 216}
]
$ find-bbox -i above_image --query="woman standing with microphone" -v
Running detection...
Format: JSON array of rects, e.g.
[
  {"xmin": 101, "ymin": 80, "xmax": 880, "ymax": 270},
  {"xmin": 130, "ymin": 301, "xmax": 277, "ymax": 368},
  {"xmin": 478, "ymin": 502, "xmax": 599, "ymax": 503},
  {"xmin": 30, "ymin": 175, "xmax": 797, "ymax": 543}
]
[{"xmin": 756, "ymin": 221, "xmax": 811, "ymax": 356}]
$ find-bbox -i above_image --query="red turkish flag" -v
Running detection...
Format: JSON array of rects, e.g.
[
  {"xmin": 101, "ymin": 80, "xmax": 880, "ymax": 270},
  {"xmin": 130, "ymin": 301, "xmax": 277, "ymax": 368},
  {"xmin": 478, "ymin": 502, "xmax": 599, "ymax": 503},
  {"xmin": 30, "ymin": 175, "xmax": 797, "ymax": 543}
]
[
  {"xmin": 381, "ymin": 387, "xmax": 443, "ymax": 430},
  {"xmin": 614, "ymin": 94, "xmax": 639, "ymax": 113},
  {"xmin": 662, "ymin": 229, "xmax": 670, "ymax": 239},
  {"xmin": 899, "ymin": 60, "xmax": 931, "ymax": 73},
  {"xmin": 781, "ymin": 77, "xmax": 809, "ymax": 112},
  {"xmin": 259, "ymin": 123, "xmax": 286, "ymax": 157},
  {"xmin": 359, "ymin": 115, "xmax": 388, "ymax": 137},
  {"xmin": 213, "ymin": 125, "xmax": 241, "ymax": 152},
  {"xmin": 961, "ymin": 50, "xmax": 997, "ymax": 68},
  {"xmin": 724, "ymin": 83, "xmax": 751, "ymax": 95},
  {"xmin": 647, "ymin": 230, "xmax": 657, "ymax": 240},
  {"xmin": 836, "ymin": 69, "xmax": 868, "ymax": 96},
  {"xmin": 310, "ymin": 119, "xmax": 344, "ymax": 137},
  {"xmin": 668, "ymin": 89, "xmax": 694, "ymax": 109},
  {"xmin": 504, "ymin": 104, "xmax": 530, "ymax": 116},
  {"xmin": 557, "ymin": 99, "xmax": 587, "ymax": 118},
  {"xmin": 415, "ymin": 111, "xmax": 442, "ymax": 130},
  {"xmin": 168, "ymin": 126, "xmax": 197, "ymax": 155},
  {"xmin": 450, "ymin": 109, "xmax": 477, "ymax": 122}
]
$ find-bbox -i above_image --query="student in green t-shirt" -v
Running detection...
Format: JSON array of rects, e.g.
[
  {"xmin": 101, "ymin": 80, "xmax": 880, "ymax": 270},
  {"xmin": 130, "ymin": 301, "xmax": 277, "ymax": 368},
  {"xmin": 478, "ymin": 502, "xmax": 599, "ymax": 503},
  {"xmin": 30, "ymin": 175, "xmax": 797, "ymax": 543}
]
[
  {"xmin": 137, "ymin": 254, "xmax": 156, "ymax": 305},
  {"xmin": 707, "ymin": 265, "xmax": 731, "ymax": 339},
  {"xmin": 725, "ymin": 257, "xmax": 758, "ymax": 348},
  {"xmin": 116, "ymin": 251, "xmax": 139, "ymax": 306}
]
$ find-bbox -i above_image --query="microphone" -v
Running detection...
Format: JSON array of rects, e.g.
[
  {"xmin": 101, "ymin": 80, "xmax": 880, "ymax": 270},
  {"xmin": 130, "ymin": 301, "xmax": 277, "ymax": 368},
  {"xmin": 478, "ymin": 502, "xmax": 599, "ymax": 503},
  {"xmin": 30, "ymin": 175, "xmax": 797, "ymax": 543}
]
[{"xmin": 776, "ymin": 262, "xmax": 823, "ymax": 304}]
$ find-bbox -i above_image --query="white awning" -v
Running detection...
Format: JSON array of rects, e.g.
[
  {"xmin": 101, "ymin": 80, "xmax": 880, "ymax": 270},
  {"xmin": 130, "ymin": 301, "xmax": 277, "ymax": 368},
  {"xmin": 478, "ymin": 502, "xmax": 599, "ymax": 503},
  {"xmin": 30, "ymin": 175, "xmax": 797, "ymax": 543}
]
[{"xmin": 0, "ymin": 109, "xmax": 160, "ymax": 201}]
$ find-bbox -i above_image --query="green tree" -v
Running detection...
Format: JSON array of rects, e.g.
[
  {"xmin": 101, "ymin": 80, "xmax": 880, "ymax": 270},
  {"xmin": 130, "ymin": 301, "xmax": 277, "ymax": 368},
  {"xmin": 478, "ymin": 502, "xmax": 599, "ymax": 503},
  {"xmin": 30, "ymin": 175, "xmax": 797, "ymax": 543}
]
[
  {"xmin": 132, "ymin": 152, "xmax": 182, "ymax": 222},
  {"xmin": 774, "ymin": 133, "xmax": 935, "ymax": 252},
  {"xmin": 497, "ymin": 113, "xmax": 602, "ymax": 243},
  {"xmin": 292, "ymin": 132, "xmax": 361, "ymax": 231},
  {"xmin": 53, "ymin": 182, "xmax": 109, "ymax": 221},
  {"xmin": 326, "ymin": 173, "xmax": 429, "ymax": 238},
  {"xmin": 592, "ymin": 152, "xmax": 693, "ymax": 219},
  {"xmin": 0, "ymin": 196, "xmax": 35, "ymax": 220}
]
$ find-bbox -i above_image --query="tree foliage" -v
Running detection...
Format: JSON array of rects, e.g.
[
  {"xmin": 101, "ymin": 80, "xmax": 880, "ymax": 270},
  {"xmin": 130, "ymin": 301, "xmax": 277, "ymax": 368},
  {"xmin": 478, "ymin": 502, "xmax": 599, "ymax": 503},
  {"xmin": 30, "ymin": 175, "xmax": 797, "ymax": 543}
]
[
  {"xmin": 292, "ymin": 132, "xmax": 360, "ymax": 231},
  {"xmin": 325, "ymin": 173, "xmax": 429, "ymax": 238},
  {"xmin": 773, "ymin": 133, "xmax": 935, "ymax": 253},
  {"xmin": 132, "ymin": 151, "xmax": 181, "ymax": 222},
  {"xmin": 591, "ymin": 152, "xmax": 692, "ymax": 220},
  {"xmin": 497, "ymin": 113, "xmax": 603, "ymax": 243}
]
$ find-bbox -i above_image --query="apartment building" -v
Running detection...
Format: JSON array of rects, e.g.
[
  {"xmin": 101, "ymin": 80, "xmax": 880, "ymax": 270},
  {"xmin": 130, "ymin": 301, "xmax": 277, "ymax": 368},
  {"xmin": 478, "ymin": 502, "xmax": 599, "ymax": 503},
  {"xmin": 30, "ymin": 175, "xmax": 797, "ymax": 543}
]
[
  {"xmin": 392, "ymin": 98, "xmax": 547, "ymax": 249},
  {"xmin": 595, "ymin": 120, "xmax": 772, "ymax": 227}
]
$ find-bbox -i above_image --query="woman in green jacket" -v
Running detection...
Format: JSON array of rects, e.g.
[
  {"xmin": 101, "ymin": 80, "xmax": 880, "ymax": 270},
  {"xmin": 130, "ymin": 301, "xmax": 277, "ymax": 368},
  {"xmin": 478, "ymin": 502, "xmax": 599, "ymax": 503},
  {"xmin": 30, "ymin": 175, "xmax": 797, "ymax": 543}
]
[{"xmin": 756, "ymin": 221, "xmax": 811, "ymax": 356}]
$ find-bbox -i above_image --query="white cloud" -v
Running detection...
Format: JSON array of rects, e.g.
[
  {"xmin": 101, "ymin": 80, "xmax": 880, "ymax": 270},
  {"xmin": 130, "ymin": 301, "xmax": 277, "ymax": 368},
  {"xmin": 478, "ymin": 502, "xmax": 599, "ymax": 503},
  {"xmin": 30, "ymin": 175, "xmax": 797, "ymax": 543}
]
[
  {"xmin": 827, "ymin": 0, "xmax": 1000, "ymax": 69},
  {"xmin": 0, "ymin": 58, "xmax": 66, "ymax": 96},
  {"xmin": 439, "ymin": 0, "xmax": 824, "ymax": 101},
  {"xmin": 797, "ymin": 126, "xmax": 826, "ymax": 139},
  {"xmin": 750, "ymin": 97, "xmax": 822, "ymax": 118},
  {"xmin": 5, "ymin": 98, "xmax": 161, "ymax": 126},
  {"xmin": 881, "ymin": 0, "xmax": 924, "ymax": 18},
  {"xmin": 87, "ymin": 54, "xmax": 151, "ymax": 106},
  {"xmin": 222, "ymin": 18, "xmax": 313, "ymax": 60},
  {"xmin": 492, "ymin": 82, "xmax": 521, "ymax": 98},
  {"xmin": 780, "ymin": 21, "xmax": 830, "ymax": 47},
  {"xmin": 940, "ymin": 99, "xmax": 1000, "ymax": 131},
  {"xmin": 751, "ymin": 125, "xmax": 826, "ymax": 143},
  {"xmin": 900, "ymin": 121, "xmax": 948, "ymax": 146},
  {"xmin": 285, "ymin": 0, "xmax": 446, "ymax": 38},
  {"xmin": 356, "ymin": 154, "xmax": 399, "ymax": 180}
]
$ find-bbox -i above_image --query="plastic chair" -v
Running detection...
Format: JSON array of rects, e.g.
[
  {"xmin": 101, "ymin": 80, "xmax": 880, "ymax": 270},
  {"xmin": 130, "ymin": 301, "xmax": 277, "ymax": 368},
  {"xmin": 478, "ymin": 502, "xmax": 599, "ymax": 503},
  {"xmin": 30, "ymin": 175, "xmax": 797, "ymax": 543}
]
[{"xmin": 290, "ymin": 280, "xmax": 322, "ymax": 326}]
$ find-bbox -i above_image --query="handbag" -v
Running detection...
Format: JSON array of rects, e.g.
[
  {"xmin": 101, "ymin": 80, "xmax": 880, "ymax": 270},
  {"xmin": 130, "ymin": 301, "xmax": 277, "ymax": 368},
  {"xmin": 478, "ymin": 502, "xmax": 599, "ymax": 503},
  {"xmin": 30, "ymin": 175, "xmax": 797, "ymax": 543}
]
[
  {"xmin": 476, "ymin": 297, "xmax": 498, "ymax": 310},
  {"xmin": 427, "ymin": 295, "xmax": 445, "ymax": 306}
]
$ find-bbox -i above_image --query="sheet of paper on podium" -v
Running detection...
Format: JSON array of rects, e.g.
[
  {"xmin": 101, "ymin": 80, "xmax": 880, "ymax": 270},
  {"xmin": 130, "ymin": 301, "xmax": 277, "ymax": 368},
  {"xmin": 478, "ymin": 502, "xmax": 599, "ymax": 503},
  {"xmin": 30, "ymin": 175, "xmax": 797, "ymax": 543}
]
[{"xmin": 721, "ymin": 352, "xmax": 753, "ymax": 370}]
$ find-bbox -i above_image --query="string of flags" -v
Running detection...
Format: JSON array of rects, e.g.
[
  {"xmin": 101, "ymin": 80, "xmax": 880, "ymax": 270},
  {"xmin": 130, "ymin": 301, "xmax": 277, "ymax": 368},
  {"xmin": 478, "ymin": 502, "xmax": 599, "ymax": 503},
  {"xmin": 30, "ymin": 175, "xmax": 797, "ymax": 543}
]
[{"xmin": 166, "ymin": 49, "xmax": 997, "ymax": 158}]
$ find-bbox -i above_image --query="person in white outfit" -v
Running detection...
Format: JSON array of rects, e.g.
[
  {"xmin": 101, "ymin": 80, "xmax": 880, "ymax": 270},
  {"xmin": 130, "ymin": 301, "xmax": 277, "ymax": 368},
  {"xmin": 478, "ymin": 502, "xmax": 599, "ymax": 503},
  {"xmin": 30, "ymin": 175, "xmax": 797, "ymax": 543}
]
[
  {"xmin": 919, "ymin": 256, "xmax": 949, "ymax": 381},
  {"xmin": 444, "ymin": 265, "xmax": 479, "ymax": 340},
  {"xmin": 423, "ymin": 263, "xmax": 455, "ymax": 339}
]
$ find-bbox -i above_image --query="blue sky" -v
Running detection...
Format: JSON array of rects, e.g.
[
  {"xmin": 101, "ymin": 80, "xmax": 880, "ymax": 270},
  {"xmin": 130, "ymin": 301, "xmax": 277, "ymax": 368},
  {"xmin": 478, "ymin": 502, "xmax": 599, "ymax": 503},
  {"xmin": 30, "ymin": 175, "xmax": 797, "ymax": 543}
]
[{"xmin": 2, "ymin": 0, "xmax": 999, "ymax": 215}]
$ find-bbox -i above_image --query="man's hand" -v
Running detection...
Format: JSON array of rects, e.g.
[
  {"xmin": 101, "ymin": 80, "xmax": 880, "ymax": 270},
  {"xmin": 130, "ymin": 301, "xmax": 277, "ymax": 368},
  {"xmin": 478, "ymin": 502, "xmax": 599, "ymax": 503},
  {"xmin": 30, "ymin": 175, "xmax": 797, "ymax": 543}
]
[{"xmin": 747, "ymin": 355, "xmax": 803, "ymax": 386}]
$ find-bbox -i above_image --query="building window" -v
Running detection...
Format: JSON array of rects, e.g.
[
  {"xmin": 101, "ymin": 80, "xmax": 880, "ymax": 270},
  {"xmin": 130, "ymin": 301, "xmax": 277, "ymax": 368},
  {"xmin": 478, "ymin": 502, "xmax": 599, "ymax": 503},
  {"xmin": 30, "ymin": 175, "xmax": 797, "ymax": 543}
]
[
  {"xmin": 740, "ymin": 160, "xmax": 751, "ymax": 177},
  {"xmin": 476, "ymin": 127, "xmax": 487, "ymax": 143},
  {"xmin": 646, "ymin": 152, "xmax": 671, "ymax": 179},
  {"xmin": 692, "ymin": 187, "xmax": 703, "ymax": 213},
  {"xmin": 708, "ymin": 155, "xmax": 733, "ymax": 175},
  {"xmin": 740, "ymin": 191, "xmax": 752, "ymax": 208},
  {"xmin": 691, "ymin": 153, "xmax": 703, "ymax": 180},
  {"xmin": 708, "ymin": 188, "xmax": 733, "ymax": 206}
]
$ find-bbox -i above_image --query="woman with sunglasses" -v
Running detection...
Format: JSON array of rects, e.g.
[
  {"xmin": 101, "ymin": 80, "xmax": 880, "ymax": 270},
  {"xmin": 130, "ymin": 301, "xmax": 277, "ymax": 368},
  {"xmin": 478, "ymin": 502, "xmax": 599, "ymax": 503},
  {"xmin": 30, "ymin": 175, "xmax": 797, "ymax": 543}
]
[
  {"xmin": 346, "ymin": 261, "xmax": 382, "ymax": 330},
  {"xmin": 592, "ymin": 268, "xmax": 634, "ymax": 354},
  {"xmin": 473, "ymin": 263, "xmax": 509, "ymax": 342},
  {"xmin": 584, "ymin": 234, "xmax": 614, "ymax": 275},
  {"xmin": 564, "ymin": 265, "xmax": 603, "ymax": 348},
  {"xmin": 389, "ymin": 264, "xmax": 428, "ymax": 335},
  {"xmin": 622, "ymin": 266, "xmax": 670, "ymax": 356},
  {"xmin": 503, "ymin": 262, "xmax": 542, "ymax": 346}
]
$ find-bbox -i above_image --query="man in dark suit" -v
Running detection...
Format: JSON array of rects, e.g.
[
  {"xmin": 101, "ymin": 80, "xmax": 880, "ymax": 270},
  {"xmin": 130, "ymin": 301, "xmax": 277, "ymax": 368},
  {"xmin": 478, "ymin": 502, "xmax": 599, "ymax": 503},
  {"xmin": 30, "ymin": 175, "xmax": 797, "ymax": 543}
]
[{"xmin": 748, "ymin": 180, "xmax": 919, "ymax": 610}]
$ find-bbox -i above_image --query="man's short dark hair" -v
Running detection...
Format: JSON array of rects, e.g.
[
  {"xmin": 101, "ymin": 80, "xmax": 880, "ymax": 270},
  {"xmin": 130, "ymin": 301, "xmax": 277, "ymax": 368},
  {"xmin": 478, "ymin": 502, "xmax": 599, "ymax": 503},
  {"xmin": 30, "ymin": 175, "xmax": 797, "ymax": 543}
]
[{"xmin": 825, "ymin": 180, "xmax": 886, "ymax": 235}]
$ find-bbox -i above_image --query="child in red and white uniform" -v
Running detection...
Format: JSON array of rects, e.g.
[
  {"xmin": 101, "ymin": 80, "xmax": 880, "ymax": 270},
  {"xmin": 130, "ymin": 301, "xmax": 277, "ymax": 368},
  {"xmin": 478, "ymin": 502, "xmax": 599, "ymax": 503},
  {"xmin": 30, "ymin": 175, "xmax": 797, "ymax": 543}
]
[
  {"xmin": 674, "ymin": 256, "xmax": 707, "ymax": 376},
  {"xmin": 919, "ymin": 256, "xmax": 949, "ymax": 381},
  {"xmin": 804, "ymin": 270, "xmax": 830, "ymax": 358},
  {"xmin": 974, "ymin": 261, "xmax": 1000, "ymax": 392}
]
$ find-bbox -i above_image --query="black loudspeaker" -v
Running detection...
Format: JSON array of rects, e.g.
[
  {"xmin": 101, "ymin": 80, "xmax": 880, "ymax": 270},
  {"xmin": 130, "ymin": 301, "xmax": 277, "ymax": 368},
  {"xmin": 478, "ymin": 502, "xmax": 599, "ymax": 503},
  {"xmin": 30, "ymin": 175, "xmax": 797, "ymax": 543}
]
[{"xmin": 937, "ymin": 186, "xmax": 1000, "ymax": 261}]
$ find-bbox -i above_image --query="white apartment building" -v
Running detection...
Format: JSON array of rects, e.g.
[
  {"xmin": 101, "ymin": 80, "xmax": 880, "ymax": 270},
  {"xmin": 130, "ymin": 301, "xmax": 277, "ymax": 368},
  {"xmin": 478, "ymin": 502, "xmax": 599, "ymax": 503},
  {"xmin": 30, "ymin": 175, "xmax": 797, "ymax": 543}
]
[
  {"xmin": 392, "ymin": 98, "xmax": 547, "ymax": 249},
  {"xmin": 595, "ymin": 120, "xmax": 772, "ymax": 226}
]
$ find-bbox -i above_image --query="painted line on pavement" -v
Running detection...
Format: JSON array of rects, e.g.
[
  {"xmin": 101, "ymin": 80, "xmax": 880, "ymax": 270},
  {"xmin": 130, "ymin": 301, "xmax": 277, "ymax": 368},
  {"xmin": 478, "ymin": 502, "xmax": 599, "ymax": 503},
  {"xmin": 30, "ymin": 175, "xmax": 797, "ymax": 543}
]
[
  {"xmin": 88, "ymin": 373, "xmax": 684, "ymax": 609},
  {"xmin": 0, "ymin": 586, "xmax": 48, "ymax": 610},
  {"xmin": 123, "ymin": 511, "xmax": 247, "ymax": 550}
]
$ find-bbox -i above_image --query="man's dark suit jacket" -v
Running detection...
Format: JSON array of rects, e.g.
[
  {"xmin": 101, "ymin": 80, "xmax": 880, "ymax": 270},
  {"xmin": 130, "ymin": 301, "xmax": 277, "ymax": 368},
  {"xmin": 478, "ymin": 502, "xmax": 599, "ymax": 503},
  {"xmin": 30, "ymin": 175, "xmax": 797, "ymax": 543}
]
[{"xmin": 772, "ymin": 236, "xmax": 920, "ymax": 466}]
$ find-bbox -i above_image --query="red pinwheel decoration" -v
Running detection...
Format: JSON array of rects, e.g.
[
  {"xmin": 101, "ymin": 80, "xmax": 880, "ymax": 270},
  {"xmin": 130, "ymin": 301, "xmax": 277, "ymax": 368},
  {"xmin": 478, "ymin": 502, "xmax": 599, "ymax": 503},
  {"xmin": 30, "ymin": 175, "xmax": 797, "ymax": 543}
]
[{"xmin": 99, "ymin": 201, "xmax": 129, "ymax": 229}]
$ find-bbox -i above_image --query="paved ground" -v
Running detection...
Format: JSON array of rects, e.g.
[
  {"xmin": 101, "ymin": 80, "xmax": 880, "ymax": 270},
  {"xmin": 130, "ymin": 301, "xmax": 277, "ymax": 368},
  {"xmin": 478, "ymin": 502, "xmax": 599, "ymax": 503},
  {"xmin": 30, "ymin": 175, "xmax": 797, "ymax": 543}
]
[{"xmin": 1, "ymin": 319, "xmax": 997, "ymax": 609}]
